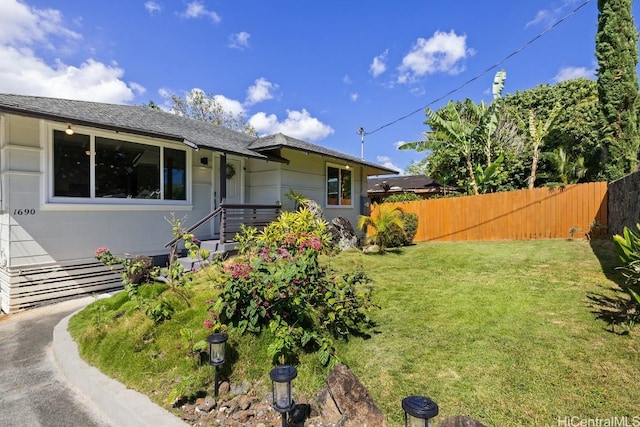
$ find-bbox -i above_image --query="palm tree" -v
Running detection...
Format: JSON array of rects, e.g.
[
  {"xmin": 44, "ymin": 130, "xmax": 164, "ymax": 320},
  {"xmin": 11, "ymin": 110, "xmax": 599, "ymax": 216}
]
[
  {"xmin": 547, "ymin": 146, "xmax": 587, "ymax": 185},
  {"xmin": 357, "ymin": 203, "xmax": 404, "ymax": 251}
]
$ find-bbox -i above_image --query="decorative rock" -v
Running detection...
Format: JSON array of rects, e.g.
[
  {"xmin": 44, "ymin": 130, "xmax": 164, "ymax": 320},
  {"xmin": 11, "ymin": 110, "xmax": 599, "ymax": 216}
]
[
  {"xmin": 437, "ymin": 415, "xmax": 488, "ymax": 427},
  {"xmin": 229, "ymin": 380, "xmax": 251, "ymax": 396},
  {"xmin": 300, "ymin": 199, "xmax": 325, "ymax": 221},
  {"xmin": 363, "ymin": 244, "xmax": 380, "ymax": 253},
  {"xmin": 316, "ymin": 387, "xmax": 342, "ymax": 425},
  {"xmin": 321, "ymin": 364, "xmax": 387, "ymax": 427},
  {"xmin": 218, "ymin": 380, "xmax": 230, "ymax": 396},
  {"xmin": 195, "ymin": 396, "xmax": 217, "ymax": 413},
  {"xmin": 330, "ymin": 217, "xmax": 360, "ymax": 250}
]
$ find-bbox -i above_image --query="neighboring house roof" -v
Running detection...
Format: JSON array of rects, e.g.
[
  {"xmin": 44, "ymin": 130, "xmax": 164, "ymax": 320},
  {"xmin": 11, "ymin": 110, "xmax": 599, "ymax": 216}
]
[
  {"xmin": 0, "ymin": 93, "xmax": 398, "ymax": 175},
  {"xmin": 251, "ymin": 133, "xmax": 397, "ymax": 176},
  {"xmin": 368, "ymin": 174, "xmax": 443, "ymax": 195}
]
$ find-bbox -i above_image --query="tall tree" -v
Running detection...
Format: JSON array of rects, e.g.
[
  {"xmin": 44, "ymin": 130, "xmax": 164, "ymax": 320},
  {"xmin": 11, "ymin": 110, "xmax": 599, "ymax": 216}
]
[
  {"xmin": 162, "ymin": 89, "xmax": 257, "ymax": 135},
  {"xmin": 596, "ymin": 0, "xmax": 640, "ymax": 180}
]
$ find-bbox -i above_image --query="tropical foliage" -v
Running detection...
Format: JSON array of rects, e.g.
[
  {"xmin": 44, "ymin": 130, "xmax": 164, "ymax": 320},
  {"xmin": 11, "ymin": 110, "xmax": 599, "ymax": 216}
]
[
  {"xmin": 612, "ymin": 224, "xmax": 640, "ymax": 326},
  {"xmin": 403, "ymin": 76, "xmax": 607, "ymax": 194},
  {"xmin": 357, "ymin": 203, "xmax": 405, "ymax": 251},
  {"xmin": 204, "ymin": 208, "xmax": 378, "ymax": 366}
]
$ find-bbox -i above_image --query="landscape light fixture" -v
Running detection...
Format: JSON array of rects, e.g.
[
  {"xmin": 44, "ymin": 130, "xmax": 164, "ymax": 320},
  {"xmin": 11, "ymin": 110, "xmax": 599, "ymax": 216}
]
[
  {"xmin": 269, "ymin": 365, "xmax": 297, "ymax": 427},
  {"xmin": 206, "ymin": 332, "xmax": 228, "ymax": 397},
  {"xmin": 65, "ymin": 125, "xmax": 74, "ymax": 135},
  {"xmin": 402, "ymin": 395, "xmax": 439, "ymax": 427}
]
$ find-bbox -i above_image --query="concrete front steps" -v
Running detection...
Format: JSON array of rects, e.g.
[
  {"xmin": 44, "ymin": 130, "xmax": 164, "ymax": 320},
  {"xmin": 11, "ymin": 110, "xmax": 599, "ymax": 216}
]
[{"xmin": 176, "ymin": 239, "xmax": 238, "ymax": 271}]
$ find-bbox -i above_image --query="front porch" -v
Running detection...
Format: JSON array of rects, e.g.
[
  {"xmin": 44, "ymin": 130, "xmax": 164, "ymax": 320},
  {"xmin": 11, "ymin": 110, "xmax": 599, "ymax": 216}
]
[{"xmin": 167, "ymin": 202, "xmax": 282, "ymax": 271}]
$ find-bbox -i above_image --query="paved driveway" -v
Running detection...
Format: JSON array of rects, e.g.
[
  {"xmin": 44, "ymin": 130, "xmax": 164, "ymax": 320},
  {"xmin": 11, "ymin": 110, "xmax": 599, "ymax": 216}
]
[{"xmin": 0, "ymin": 297, "xmax": 112, "ymax": 427}]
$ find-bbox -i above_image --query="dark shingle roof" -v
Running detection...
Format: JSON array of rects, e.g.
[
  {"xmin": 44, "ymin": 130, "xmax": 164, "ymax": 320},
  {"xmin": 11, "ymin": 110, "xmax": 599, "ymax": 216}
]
[
  {"xmin": 250, "ymin": 133, "xmax": 398, "ymax": 175},
  {"xmin": 0, "ymin": 93, "xmax": 398, "ymax": 175},
  {"xmin": 0, "ymin": 93, "xmax": 264, "ymax": 158},
  {"xmin": 368, "ymin": 175, "xmax": 441, "ymax": 193}
]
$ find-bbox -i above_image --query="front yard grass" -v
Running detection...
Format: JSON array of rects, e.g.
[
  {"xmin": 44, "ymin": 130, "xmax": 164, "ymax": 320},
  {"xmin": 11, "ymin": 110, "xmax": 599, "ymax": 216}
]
[{"xmin": 69, "ymin": 239, "xmax": 639, "ymax": 426}]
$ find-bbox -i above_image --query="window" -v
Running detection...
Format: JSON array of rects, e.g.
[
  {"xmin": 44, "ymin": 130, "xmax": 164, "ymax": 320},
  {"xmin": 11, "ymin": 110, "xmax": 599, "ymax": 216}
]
[
  {"xmin": 326, "ymin": 164, "xmax": 352, "ymax": 206},
  {"xmin": 52, "ymin": 130, "xmax": 187, "ymax": 202}
]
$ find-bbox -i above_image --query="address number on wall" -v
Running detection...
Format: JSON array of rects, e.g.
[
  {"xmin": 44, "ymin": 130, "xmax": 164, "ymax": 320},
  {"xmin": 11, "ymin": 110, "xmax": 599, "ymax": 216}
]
[{"xmin": 13, "ymin": 209, "xmax": 36, "ymax": 215}]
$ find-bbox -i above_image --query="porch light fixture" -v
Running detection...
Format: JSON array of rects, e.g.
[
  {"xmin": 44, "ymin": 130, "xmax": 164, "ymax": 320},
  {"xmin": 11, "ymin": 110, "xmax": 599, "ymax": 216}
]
[
  {"xmin": 65, "ymin": 125, "xmax": 74, "ymax": 135},
  {"xmin": 200, "ymin": 156, "xmax": 208, "ymax": 166},
  {"xmin": 402, "ymin": 395, "xmax": 439, "ymax": 427},
  {"xmin": 269, "ymin": 365, "xmax": 297, "ymax": 427},
  {"xmin": 207, "ymin": 332, "xmax": 228, "ymax": 397}
]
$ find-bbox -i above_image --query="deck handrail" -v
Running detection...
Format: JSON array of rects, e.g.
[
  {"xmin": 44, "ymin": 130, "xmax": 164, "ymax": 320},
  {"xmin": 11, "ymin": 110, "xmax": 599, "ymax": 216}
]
[
  {"xmin": 164, "ymin": 202, "xmax": 282, "ymax": 248},
  {"xmin": 164, "ymin": 206, "xmax": 223, "ymax": 248}
]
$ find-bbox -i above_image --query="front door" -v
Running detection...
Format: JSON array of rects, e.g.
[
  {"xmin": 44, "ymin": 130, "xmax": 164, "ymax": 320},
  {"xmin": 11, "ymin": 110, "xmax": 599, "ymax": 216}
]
[{"xmin": 212, "ymin": 156, "xmax": 242, "ymax": 236}]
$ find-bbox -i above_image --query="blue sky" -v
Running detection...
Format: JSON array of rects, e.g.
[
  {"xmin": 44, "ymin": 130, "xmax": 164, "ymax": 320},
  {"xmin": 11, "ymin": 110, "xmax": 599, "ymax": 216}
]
[{"xmin": 1, "ymin": 0, "xmax": 635, "ymax": 174}]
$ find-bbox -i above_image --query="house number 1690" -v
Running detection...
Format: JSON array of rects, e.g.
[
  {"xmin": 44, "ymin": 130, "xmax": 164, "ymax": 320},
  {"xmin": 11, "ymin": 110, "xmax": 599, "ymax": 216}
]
[{"xmin": 13, "ymin": 209, "xmax": 36, "ymax": 215}]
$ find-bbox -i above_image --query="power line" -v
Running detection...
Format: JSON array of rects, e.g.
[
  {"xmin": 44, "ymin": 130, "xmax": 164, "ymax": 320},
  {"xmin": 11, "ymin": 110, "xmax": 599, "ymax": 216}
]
[{"xmin": 364, "ymin": 0, "xmax": 593, "ymax": 136}]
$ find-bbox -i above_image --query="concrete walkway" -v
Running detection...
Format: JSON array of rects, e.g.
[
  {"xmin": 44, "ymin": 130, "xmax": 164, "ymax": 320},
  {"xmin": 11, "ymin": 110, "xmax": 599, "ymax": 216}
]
[{"xmin": 0, "ymin": 296, "xmax": 187, "ymax": 427}]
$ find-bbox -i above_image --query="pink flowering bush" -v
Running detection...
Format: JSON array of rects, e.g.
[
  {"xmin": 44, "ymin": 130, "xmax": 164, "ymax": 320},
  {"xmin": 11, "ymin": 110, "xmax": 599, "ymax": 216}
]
[{"xmin": 204, "ymin": 208, "xmax": 377, "ymax": 366}]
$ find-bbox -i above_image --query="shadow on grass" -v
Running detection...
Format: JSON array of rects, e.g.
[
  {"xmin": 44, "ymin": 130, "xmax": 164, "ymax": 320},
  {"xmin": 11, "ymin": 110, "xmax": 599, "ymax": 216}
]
[{"xmin": 587, "ymin": 238, "xmax": 638, "ymax": 334}]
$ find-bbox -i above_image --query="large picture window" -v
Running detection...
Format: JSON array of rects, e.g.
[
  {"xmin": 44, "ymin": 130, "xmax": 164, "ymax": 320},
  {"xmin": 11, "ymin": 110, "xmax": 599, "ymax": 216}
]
[
  {"xmin": 52, "ymin": 130, "xmax": 187, "ymax": 202},
  {"xmin": 326, "ymin": 164, "xmax": 352, "ymax": 206}
]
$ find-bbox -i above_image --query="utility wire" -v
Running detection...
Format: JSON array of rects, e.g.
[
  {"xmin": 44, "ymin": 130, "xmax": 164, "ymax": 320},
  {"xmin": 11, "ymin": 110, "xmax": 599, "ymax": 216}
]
[{"xmin": 364, "ymin": 0, "xmax": 593, "ymax": 136}]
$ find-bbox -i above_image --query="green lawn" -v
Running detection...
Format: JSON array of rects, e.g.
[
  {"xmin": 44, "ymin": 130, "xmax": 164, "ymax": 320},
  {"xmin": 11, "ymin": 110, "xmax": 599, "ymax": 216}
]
[{"xmin": 69, "ymin": 239, "xmax": 640, "ymax": 426}]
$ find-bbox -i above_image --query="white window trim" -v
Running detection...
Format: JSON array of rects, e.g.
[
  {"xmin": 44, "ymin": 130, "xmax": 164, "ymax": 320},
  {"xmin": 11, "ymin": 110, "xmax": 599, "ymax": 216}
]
[
  {"xmin": 43, "ymin": 122, "xmax": 192, "ymax": 209},
  {"xmin": 325, "ymin": 162, "xmax": 353, "ymax": 209}
]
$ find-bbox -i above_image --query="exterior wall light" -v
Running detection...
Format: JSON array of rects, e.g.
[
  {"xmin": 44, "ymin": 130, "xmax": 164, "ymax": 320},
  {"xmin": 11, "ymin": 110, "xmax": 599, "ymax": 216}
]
[
  {"xmin": 65, "ymin": 125, "xmax": 74, "ymax": 135},
  {"xmin": 207, "ymin": 332, "xmax": 228, "ymax": 397},
  {"xmin": 269, "ymin": 365, "xmax": 297, "ymax": 427},
  {"xmin": 402, "ymin": 395, "xmax": 439, "ymax": 427}
]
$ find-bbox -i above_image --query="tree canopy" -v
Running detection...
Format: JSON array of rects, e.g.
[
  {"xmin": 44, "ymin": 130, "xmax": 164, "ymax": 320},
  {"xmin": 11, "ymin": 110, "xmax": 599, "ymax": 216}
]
[
  {"xmin": 596, "ymin": 0, "xmax": 640, "ymax": 180},
  {"xmin": 148, "ymin": 89, "xmax": 257, "ymax": 135}
]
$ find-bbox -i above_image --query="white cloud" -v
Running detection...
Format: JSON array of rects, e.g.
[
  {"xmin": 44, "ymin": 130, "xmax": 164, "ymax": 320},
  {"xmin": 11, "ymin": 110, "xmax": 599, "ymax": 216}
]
[
  {"xmin": 397, "ymin": 30, "xmax": 474, "ymax": 84},
  {"xmin": 553, "ymin": 66, "xmax": 595, "ymax": 82},
  {"xmin": 527, "ymin": 0, "xmax": 579, "ymax": 28},
  {"xmin": 144, "ymin": 1, "xmax": 162, "ymax": 14},
  {"xmin": 229, "ymin": 31, "xmax": 250, "ymax": 50},
  {"xmin": 369, "ymin": 49, "xmax": 388, "ymax": 77},
  {"xmin": 212, "ymin": 94, "xmax": 245, "ymax": 116},
  {"xmin": 249, "ymin": 109, "xmax": 334, "ymax": 142},
  {"xmin": 0, "ymin": 0, "xmax": 81, "ymax": 47},
  {"xmin": 180, "ymin": 1, "xmax": 221, "ymax": 23},
  {"xmin": 343, "ymin": 75, "xmax": 352, "ymax": 84},
  {"xmin": 350, "ymin": 92, "xmax": 358, "ymax": 102},
  {"xmin": 245, "ymin": 77, "xmax": 277, "ymax": 105},
  {"xmin": 0, "ymin": 1, "xmax": 142, "ymax": 103},
  {"xmin": 376, "ymin": 155, "xmax": 403, "ymax": 173}
]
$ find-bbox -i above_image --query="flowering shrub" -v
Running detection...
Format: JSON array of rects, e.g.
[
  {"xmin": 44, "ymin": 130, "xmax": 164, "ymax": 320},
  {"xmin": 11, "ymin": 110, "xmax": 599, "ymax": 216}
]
[
  {"xmin": 204, "ymin": 208, "xmax": 377, "ymax": 366},
  {"xmin": 94, "ymin": 216, "xmax": 212, "ymax": 322}
]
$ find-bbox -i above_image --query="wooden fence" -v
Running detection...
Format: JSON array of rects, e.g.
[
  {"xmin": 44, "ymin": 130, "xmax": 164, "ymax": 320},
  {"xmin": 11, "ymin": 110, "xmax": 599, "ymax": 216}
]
[{"xmin": 375, "ymin": 182, "xmax": 608, "ymax": 242}]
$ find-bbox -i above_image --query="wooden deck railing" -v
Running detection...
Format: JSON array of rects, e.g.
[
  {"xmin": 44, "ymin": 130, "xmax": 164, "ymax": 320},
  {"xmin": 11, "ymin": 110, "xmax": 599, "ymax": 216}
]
[
  {"xmin": 164, "ymin": 202, "xmax": 282, "ymax": 248},
  {"xmin": 220, "ymin": 203, "xmax": 281, "ymax": 242}
]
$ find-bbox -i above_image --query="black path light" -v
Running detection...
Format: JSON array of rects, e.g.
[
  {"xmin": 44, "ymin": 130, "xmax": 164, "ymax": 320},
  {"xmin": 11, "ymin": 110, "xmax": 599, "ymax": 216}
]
[
  {"xmin": 402, "ymin": 395, "xmax": 439, "ymax": 427},
  {"xmin": 269, "ymin": 365, "xmax": 298, "ymax": 427},
  {"xmin": 207, "ymin": 332, "xmax": 228, "ymax": 397}
]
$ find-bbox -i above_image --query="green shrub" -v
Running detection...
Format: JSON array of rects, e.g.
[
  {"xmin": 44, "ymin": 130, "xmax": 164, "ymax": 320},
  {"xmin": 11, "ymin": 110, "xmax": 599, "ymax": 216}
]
[
  {"xmin": 205, "ymin": 208, "xmax": 378, "ymax": 366},
  {"xmin": 612, "ymin": 224, "xmax": 640, "ymax": 326},
  {"xmin": 383, "ymin": 192, "xmax": 421, "ymax": 203},
  {"xmin": 386, "ymin": 212, "xmax": 419, "ymax": 248}
]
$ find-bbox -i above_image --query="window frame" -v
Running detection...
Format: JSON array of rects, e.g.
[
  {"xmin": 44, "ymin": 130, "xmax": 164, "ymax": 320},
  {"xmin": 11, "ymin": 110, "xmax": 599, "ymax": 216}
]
[
  {"xmin": 46, "ymin": 124, "xmax": 192, "ymax": 208},
  {"xmin": 325, "ymin": 162, "xmax": 353, "ymax": 208}
]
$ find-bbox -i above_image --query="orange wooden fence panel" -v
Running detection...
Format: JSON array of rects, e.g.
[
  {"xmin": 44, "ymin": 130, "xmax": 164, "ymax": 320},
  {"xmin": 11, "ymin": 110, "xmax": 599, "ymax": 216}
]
[{"xmin": 373, "ymin": 182, "xmax": 608, "ymax": 242}]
